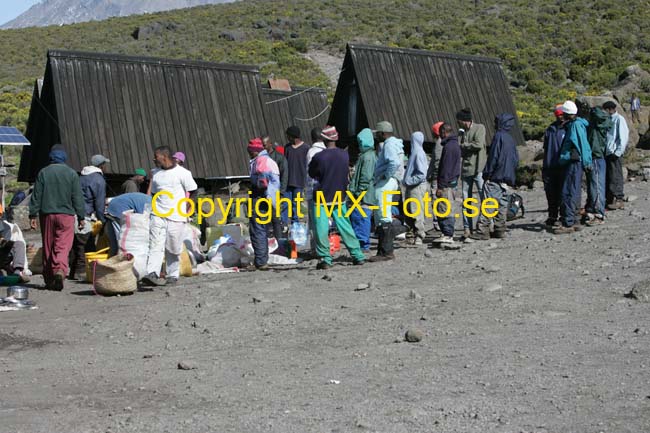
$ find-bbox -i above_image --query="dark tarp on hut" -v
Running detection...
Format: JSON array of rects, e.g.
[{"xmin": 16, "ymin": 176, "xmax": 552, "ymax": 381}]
[
  {"xmin": 19, "ymin": 50, "xmax": 268, "ymax": 182},
  {"xmin": 329, "ymin": 44, "xmax": 524, "ymax": 150},
  {"xmin": 261, "ymin": 86, "xmax": 330, "ymax": 146}
]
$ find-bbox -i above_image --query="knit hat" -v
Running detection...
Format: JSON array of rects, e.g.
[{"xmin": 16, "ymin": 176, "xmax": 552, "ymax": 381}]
[
  {"xmin": 553, "ymin": 105, "xmax": 564, "ymax": 117},
  {"xmin": 431, "ymin": 121, "xmax": 444, "ymax": 137},
  {"xmin": 286, "ymin": 125, "xmax": 301, "ymax": 139},
  {"xmin": 173, "ymin": 151, "xmax": 185, "ymax": 162},
  {"xmin": 91, "ymin": 154, "xmax": 110, "ymax": 166},
  {"xmin": 247, "ymin": 137, "xmax": 264, "ymax": 153},
  {"xmin": 373, "ymin": 121, "xmax": 393, "ymax": 133},
  {"xmin": 561, "ymin": 100, "xmax": 578, "ymax": 115},
  {"xmin": 456, "ymin": 108, "xmax": 472, "ymax": 122},
  {"xmin": 320, "ymin": 125, "xmax": 339, "ymax": 141},
  {"xmin": 135, "ymin": 168, "xmax": 147, "ymax": 177}
]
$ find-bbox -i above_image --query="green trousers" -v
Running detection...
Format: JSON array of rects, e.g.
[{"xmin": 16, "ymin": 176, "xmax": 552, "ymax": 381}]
[{"xmin": 312, "ymin": 202, "xmax": 366, "ymax": 265}]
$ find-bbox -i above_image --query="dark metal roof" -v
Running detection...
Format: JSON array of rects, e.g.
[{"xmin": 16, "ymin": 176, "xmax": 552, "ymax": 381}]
[
  {"xmin": 329, "ymin": 44, "xmax": 524, "ymax": 146},
  {"xmin": 261, "ymin": 86, "xmax": 330, "ymax": 145},
  {"xmin": 19, "ymin": 50, "xmax": 268, "ymax": 182}
]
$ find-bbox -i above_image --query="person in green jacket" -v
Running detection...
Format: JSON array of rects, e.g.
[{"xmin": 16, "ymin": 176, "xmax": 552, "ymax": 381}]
[
  {"xmin": 584, "ymin": 106, "xmax": 613, "ymax": 225},
  {"xmin": 348, "ymin": 128, "xmax": 377, "ymax": 252},
  {"xmin": 29, "ymin": 146, "xmax": 85, "ymax": 291},
  {"xmin": 457, "ymin": 108, "xmax": 487, "ymax": 238}
]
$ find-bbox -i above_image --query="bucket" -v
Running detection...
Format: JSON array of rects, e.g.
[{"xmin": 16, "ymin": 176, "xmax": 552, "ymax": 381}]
[
  {"xmin": 329, "ymin": 234, "xmax": 341, "ymax": 255},
  {"xmin": 85, "ymin": 248, "xmax": 110, "ymax": 282}
]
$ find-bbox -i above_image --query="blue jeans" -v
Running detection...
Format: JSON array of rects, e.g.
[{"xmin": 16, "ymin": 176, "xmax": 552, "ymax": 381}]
[
  {"xmin": 436, "ymin": 187, "xmax": 456, "ymax": 237},
  {"xmin": 249, "ymin": 198, "xmax": 270, "ymax": 267},
  {"xmin": 586, "ymin": 157, "xmax": 606, "ymax": 217},
  {"xmin": 462, "ymin": 173, "xmax": 484, "ymax": 230},
  {"xmin": 349, "ymin": 206, "xmax": 372, "ymax": 251},
  {"xmin": 282, "ymin": 186, "xmax": 303, "ymax": 224},
  {"xmin": 560, "ymin": 161, "xmax": 583, "ymax": 227}
]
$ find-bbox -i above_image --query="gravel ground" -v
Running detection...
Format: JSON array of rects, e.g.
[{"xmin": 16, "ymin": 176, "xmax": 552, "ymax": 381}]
[{"xmin": 1, "ymin": 182, "xmax": 650, "ymax": 433}]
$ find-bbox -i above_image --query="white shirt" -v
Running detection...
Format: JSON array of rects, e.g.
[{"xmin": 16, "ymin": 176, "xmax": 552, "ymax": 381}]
[{"xmin": 151, "ymin": 165, "xmax": 198, "ymax": 221}]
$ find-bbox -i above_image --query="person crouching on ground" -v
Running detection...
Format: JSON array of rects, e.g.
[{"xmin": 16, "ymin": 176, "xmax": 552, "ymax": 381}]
[
  {"xmin": 554, "ymin": 101, "xmax": 592, "ymax": 234},
  {"xmin": 248, "ymin": 137, "xmax": 281, "ymax": 271},
  {"xmin": 142, "ymin": 146, "xmax": 198, "ymax": 286},
  {"xmin": 0, "ymin": 205, "xmax": 30, "ymax": 283},
  {"xmin": 348, "ymin": 128, "xmax": 377, "ymax": 253},
  {"xmin": 433, "ymin": 124, "xmax": 461, "ymax": 244},
  {"xmin": 308, "ymin": 126, "xmax": 366, "ymax": 270},
  {"xmin": 29, "ymin": 146, "xmax": 85, "ymax": 291},
  {"xmin": 369, "ymin": 121, "xmax": 405, "ymax": 262},
  {"xmin": 471, "ymin": 113, "xmax": 519, "ymax": 240}
]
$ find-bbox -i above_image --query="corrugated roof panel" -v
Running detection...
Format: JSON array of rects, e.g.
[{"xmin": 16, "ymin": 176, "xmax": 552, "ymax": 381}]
[
  {"xmin": 19, "ymin": 50, "xmax": 267, "ymax": 182},
  {"xmin": 332, "ymin": 44, "xmax": 524, "ymax": 146}
]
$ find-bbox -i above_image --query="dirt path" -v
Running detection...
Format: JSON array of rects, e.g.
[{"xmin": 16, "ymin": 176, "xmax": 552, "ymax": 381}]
[{"xmin": 1, "ymin": 182, "xmax": 649, "ymax": 433}]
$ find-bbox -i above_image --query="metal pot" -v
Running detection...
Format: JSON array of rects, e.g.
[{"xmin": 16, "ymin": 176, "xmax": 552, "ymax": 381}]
[{"xmin": 7, "ymin": 286, "xmax": 29, "ymax": 300}]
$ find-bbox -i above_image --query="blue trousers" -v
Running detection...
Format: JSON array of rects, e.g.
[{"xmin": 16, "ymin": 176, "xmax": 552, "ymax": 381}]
[
  {"xmin": 282, "ymin": 186, "xmax": 303, "ymax": 224},
  {"xmin": 349, "ymin": 206, "xmax": 372, "ymax": 251},
  {"xmin": 249, "ymin": 198, "xmax": 270, "ymax": 267},
  {"xmin": 586, "ymin": 157, "xmax": 606, "ymax": 217},
  {"xmin": 560, "ymin": 161, "xmax": 583, "ymax": 227}
]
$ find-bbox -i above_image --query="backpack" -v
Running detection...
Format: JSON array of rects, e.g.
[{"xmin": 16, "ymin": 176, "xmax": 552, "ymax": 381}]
[{"xmin": 507, "ymin": 193, "xmax": 525, "ymax": 221}]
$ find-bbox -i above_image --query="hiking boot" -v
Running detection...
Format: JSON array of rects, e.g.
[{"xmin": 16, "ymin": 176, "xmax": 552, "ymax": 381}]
[
  {"xmin": 352, "ymin": 258, "xmax": 365, "ymax": 266},
  {"xmin": 316, "ymin": 261, "xmax": 332, "ymax": 270},
  {"xmin": 616, "ymin": 199, "xmax": 625, "ymax": 210},
  {"xmin": 141, "ymin": 272, "xmax": 167, "ymax": 286},
  {"xmin": 586, "ymin": 216, "xmax": 605, "ymax": 226},
  {"xmin": 553, "ymin": 225, "xmax": 578, "ymax": 235},
  {"xmin": 544, "ymin": 218, "xmax": 557, "ymax": 227},
  {"xmin": 434, "ymin": 235, "xmax": 455, "ymax": 244},
  {"xmin": 52, "ymin": 270, "xmax": 65, "ymax": 291},
  {"xmin": 469, "ymin": 231, "xmax": 490, "ymax": 241},
  {"xmin": 491, "ymin": 231, "xmax": 506, "ymax": 239},
  {"xmin": 256, "ymin": 264, "xmax": 270, "ymax": 271},
  {"xmin": 413, "ymin": 237, "xmax": 423, "ymax": 246},
  {"xmin": 463, "ymin": 228, "xmax": 471, "ymax": 238},
  {"xmin": 606, "ymin": 201, "xmax": 620, "ymax": 211},
  {"xmin": 368, "ymin": 253, "xmax": 395, "ymax": 262},
  {"xmin": 166, "ymin": 276, "xmax": 179, "ymax": 285}
]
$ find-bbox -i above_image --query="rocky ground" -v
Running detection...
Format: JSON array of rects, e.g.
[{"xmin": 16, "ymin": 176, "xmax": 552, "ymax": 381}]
[{"xmin": 2, "ymin": 182, "xmax": 650, "ymax": 433}]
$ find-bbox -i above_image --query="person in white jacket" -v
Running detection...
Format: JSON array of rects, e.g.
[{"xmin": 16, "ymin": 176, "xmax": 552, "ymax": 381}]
[{"xmin": 602, "ymin": 101, "xmax": 629, "ymax": 210}]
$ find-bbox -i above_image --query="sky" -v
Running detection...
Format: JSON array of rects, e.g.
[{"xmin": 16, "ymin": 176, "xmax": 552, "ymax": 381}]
[{"xmin": 0, "ymin": 0, "xmax": 42, "ymax": 26}]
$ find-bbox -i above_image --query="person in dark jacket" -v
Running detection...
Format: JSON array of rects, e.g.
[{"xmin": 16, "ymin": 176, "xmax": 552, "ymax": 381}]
[
  {"xmin": 283, "ymin": 126, "xmax": 310, "ymax": 224},
  {"xmin": 308, "ymin": 126, "xmax": 366, "ymax": 270},
  {"xmin": 69, "ymin": 154, "xmax": 109, "ymax": 279},
  {"xmin": 433, "ymin": 124, "xmax": 461, "ymax": 244},
  {"xmin": 584, "ymin": 107, "xmax": 613, "ymax": 225},
  {"xmin": 542, "ymin": 106, "xmax": 566, "ymax": 227},
  {"xmin": 471, "ymin": 113, "xmax": 520, "ymax": 240},
  {"xmin": 29, "ymin": 146, "xmax": 85, "ymax": 291}
]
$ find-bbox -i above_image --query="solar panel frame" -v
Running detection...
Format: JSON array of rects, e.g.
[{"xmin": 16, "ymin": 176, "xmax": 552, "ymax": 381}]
[{"xmin": 0, "ymin": 126, "xmax": 31, "ymax": 146}]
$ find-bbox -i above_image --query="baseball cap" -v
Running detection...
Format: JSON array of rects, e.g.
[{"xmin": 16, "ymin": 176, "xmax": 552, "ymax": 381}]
[
  {"xmin": 561, "ymin": 100, "xmax": 578, "ymax": 115},
  {"xmin": 91, "ymin": 154, "xmax": 110, "ymax": 166},
  {"xmin": 373, "ymin": 121, "xmax": 393, "ymax": 133},
  {"xmin": 134, "ymin": 168, "xmax": 147, "ymax": 177},
  {"xmin": 173, "ymin": 151, "xmax": 186, "ymax": 162}
]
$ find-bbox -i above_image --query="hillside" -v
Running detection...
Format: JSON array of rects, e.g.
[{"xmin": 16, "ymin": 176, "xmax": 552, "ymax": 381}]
[
  {"xmin": 1, "ymin": 0, "xmax": 235, "ymax": 29},
  {"xmin": 0, "ymin": 0, "xmax": 649, "ymax": 141}
]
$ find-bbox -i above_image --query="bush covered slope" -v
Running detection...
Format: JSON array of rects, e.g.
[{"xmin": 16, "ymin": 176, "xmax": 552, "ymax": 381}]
[{"xmin": 1, "ymin": 0, "xmax": 648, "ymax": 138}]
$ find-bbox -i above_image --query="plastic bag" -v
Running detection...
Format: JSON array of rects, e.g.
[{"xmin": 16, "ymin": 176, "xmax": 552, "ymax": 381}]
[{"xmin": 289, "ymin": 222, "xmax": 308, "ymax": 246}]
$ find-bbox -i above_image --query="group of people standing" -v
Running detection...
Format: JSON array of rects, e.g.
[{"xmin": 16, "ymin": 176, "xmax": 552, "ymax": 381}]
[
  {"xmin": 28, "ymin": 145, "xmax": 196, "ymax": 290},
  {"xmin": 542, "ymin": 100, "xmax": 629, "ymax": 233},
  {"xmin": 247, "ymin": 108, "xmax": 521, "ymax": 270}
]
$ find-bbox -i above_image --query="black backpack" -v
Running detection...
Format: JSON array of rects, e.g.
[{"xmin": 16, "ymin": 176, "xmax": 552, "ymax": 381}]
[{"xmin": 507, "ymin": 193, "xmax": 525, "ymax": 221}]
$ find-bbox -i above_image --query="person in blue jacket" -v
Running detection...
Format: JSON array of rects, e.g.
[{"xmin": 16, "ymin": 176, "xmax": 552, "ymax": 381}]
[
  {"xmin": 555, "ymin": 101, "xmax": 592, "ymax": 234},
  {"xmin": 471, "ymin": 113, "xmax": 519, "ymax": 240}
]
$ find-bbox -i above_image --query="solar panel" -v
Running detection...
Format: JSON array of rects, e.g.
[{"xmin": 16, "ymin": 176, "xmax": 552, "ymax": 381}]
[{"xmin": 0, "ymin": 126, "xmax": 30, "ymax": 146}]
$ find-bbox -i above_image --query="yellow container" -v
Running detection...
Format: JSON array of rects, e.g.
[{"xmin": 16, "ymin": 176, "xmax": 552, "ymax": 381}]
[{"xmin": 85, "ymin": 248, "xmax": 110, "ymax": 282}]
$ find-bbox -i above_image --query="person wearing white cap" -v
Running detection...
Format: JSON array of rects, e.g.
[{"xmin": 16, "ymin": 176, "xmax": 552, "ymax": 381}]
[
  {"xmin": 69, "ymin": 154, "xmax": 109, "ymax": 279},
  {"xmin": 554, "ymin": 100, "xmax": 592, "ymax": 234}
]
